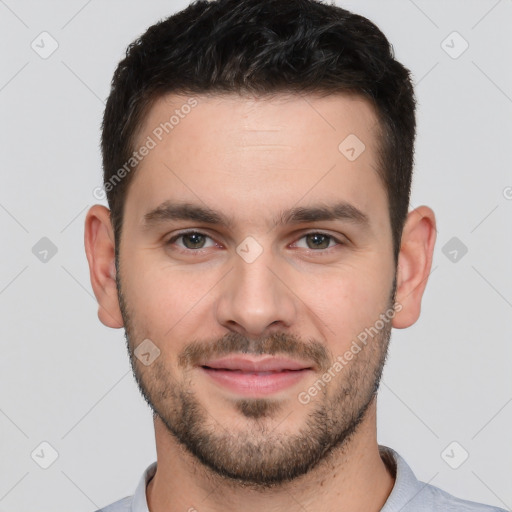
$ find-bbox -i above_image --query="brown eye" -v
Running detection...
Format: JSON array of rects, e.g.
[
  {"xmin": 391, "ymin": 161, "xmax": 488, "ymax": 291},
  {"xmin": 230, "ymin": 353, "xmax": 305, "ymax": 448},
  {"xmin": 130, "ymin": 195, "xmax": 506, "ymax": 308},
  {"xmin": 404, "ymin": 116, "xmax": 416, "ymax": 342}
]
[
  {"xmin": 181, "ymin": 232, "xmax": 207, "ymax": 249},
  {"xmin": 167, "ymin": 231, "xmax": 216, "ymax": 250},
  {"xmin": 304, "ymin": 233, "xmax": 333, "ymax": 250}
]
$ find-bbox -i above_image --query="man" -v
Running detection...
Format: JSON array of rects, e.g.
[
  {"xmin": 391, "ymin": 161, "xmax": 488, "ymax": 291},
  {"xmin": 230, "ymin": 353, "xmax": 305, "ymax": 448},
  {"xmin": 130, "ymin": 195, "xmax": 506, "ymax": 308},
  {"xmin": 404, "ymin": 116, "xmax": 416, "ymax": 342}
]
[{"xmin": 84, "ymin": 0, "xmax": 505, "ymax": 510}]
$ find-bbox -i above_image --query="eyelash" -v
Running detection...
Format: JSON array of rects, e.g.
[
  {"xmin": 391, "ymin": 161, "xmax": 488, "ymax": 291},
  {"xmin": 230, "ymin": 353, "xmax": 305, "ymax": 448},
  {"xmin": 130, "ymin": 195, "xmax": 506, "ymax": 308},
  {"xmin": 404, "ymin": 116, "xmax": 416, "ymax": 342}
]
[{"xmin": 166, "ymin": 230, "xmax": 345, "ymax": 255}]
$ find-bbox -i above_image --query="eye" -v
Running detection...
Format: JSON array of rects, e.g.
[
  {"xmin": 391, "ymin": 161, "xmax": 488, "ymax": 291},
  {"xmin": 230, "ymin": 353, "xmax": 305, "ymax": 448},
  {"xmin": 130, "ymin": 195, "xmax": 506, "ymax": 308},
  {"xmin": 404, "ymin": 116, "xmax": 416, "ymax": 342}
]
[
  {"xmin": 293, "ymin": 232, "xmax": 342, "ymax": 250},
  {"xmin": 167, "ymin": 231, "xmax": 217, "ymax": 250},
  {"xmin": 166, "ymin": 230, "xmax": 344, "ymax": 254}
]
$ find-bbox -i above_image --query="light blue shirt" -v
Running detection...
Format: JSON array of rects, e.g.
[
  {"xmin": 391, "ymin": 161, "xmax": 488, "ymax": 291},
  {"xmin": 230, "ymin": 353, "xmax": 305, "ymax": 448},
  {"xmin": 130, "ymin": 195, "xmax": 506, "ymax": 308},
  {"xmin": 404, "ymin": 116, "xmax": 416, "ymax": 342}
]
[{"xmin": 95, "ymin": 445, "xmax": 506, "ymax": 511}]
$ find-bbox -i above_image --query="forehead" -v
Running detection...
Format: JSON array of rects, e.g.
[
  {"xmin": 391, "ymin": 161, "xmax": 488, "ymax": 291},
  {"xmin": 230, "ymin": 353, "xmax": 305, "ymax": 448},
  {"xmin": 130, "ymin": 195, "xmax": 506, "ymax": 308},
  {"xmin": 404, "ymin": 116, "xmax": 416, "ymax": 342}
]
[
  {"xmin": 137, "ymin": 91, "xmax": 380, "ymax": 159},
  {"xmin": 127, "ymin": 91, "xmax": 387, "ymax": 230}
]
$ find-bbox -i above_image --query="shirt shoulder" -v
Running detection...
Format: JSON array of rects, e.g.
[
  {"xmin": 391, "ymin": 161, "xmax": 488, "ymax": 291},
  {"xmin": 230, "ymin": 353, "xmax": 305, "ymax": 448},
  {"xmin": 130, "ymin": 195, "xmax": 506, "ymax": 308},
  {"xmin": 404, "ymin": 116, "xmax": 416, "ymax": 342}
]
[
  {"xmin": 407, "ymin": 479, "xmax": 507, "ymax": 512},
  {"xmin": 93, "ymin": 495, "xmax": 132, "ymax": 512},
  {"xmin": 379, "ymin": 446, "xmax": 507, "ymax": 512}
]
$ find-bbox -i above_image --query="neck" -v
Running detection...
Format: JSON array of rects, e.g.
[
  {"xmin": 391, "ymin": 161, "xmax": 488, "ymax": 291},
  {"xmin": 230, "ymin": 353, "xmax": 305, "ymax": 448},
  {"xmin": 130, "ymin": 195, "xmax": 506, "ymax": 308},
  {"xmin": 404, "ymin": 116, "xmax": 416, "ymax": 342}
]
[{"xmin": 146, "ymin": 401, "xmax": 395, "ymax": 512}]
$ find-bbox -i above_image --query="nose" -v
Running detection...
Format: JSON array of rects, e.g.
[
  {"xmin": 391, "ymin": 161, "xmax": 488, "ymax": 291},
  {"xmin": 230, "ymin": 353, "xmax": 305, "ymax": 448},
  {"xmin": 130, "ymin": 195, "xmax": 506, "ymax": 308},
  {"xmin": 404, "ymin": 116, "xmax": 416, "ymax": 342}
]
[{"xmin": 215, "ymin": 247, "xmax": 297, "ymax": 338}]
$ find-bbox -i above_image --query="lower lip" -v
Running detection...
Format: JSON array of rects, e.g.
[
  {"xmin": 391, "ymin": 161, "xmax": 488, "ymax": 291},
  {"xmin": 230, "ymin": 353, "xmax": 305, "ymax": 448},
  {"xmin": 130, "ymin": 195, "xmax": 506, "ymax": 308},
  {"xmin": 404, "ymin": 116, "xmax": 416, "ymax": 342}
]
[{"xmin": 200, "ymin": 367, "xmax": 312, "ymax": 396}]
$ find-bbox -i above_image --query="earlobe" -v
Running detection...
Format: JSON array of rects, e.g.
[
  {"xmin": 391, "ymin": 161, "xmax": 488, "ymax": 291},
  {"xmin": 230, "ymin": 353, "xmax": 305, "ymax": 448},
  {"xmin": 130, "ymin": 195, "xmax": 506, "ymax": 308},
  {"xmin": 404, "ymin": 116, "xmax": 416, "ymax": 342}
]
[
  {"xmin": 392, "ymin": 205, "xmax": 436, "ymax": 329},
  {"xmin": 84, "ymin": 205, "xmax": 124, "ymax": 328}
]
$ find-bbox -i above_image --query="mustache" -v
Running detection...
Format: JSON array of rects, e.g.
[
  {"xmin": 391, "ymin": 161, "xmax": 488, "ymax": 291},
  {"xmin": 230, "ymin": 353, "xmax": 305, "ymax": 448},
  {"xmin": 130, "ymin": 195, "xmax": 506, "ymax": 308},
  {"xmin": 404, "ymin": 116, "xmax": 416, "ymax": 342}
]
[{"xmin": 178, "ymin": 331, "xmax": 332, "ymax": 372}]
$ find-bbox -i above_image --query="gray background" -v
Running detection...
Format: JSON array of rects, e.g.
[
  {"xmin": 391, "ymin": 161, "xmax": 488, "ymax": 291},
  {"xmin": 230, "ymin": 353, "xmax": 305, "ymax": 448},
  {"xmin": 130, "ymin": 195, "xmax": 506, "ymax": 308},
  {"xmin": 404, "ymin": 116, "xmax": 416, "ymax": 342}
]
[{"xmin": 0, "ymin": 0, "xmax": 511, "ymax": 510}]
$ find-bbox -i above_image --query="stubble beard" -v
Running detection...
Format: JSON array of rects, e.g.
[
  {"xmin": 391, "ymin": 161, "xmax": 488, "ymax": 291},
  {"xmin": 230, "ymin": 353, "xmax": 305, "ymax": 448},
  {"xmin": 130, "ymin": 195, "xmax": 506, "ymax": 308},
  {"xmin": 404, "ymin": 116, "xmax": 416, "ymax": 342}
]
[{"xmin": 117, "ymin": 272, "xmax": 395, "ymax": 489}]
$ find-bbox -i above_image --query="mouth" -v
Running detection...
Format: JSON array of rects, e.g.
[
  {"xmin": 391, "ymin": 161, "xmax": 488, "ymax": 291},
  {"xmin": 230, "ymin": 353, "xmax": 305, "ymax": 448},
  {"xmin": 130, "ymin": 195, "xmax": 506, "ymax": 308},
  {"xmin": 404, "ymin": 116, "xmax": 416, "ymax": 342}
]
[
  {"xmin": 201, "ymin": 367, "xmax": 303, "ymax": 374},
  {"xmin": 198, "ymin": 356, "xmax": 314, "ymax": 396},
  {"xmin": 199, "ymin": 355, "xmax": 314, "ymax": 372}
]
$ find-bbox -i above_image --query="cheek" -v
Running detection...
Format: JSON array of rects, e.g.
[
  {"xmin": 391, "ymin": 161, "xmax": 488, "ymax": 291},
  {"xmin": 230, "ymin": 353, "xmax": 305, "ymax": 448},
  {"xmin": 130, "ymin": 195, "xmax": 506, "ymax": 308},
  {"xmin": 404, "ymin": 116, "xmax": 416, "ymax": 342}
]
[
  {"xmin": 300, "ymin": 259, "xmax": 393, "ymax": 347},
  {"xmin": 122, "ymin": 254, "xmax": 220, "ymax": 337}
]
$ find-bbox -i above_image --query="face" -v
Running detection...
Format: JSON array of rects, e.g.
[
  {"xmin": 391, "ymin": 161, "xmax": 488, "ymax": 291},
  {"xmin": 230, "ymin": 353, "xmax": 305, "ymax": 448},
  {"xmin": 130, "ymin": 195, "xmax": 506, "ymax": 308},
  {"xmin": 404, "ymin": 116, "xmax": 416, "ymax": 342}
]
[{"xmin": 116, "ymin": 92, "xmax": 397, "ymax": 487}]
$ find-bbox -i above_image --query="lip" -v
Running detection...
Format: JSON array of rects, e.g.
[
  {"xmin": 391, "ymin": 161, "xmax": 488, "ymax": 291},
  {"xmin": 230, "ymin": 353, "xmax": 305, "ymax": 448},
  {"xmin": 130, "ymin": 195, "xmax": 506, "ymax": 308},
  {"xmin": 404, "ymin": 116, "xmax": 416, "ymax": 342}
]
[
  {"xmin": 200, "ymin": 355, "xmax": 313, "ymax": 372},
  {"xmin": 198, "ymin": 356, "xmax": 314, "ymax": 396}
]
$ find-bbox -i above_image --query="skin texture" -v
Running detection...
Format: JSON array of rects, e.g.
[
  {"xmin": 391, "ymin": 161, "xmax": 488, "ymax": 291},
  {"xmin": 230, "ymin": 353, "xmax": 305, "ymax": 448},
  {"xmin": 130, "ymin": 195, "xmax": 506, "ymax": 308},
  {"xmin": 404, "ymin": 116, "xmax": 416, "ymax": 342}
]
[{"xmin": 85, "ymin": 92, "xmax": 436, "ymax": 512}]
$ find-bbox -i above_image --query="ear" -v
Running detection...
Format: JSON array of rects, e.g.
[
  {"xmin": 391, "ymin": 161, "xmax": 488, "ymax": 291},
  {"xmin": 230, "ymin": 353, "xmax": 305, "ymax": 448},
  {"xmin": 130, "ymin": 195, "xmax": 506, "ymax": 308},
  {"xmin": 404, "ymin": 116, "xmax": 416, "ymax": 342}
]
[
  {"xmin": 84, "ymin": 205, "xmax": 124, "ymax": 328},
  {"xmin": 392, "ymin": 205, "xmax": 436, "ymax": 329}
]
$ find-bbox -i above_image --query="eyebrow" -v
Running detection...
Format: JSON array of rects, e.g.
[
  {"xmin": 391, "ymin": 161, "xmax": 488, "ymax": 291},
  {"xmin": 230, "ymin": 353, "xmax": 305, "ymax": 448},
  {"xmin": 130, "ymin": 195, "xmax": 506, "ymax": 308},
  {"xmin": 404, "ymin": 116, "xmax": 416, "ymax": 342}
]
[{"xmin": 142, "ymin": 200, "xmax": 370, "ymax": 230}]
